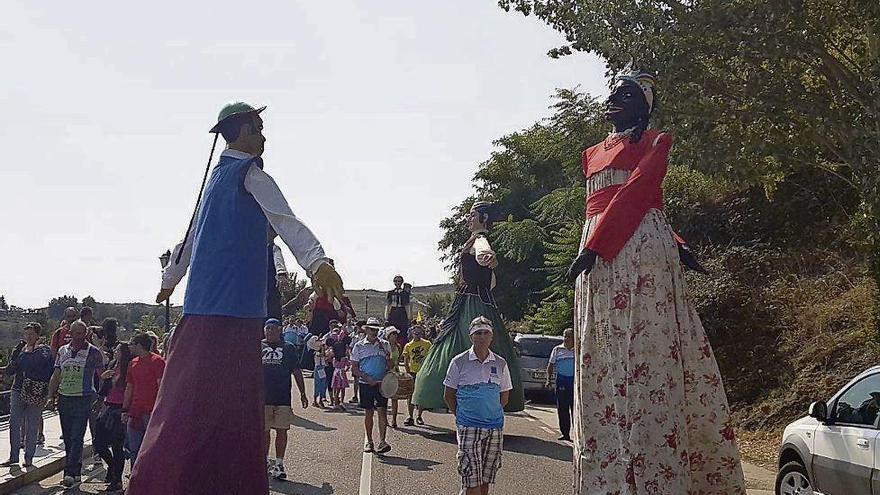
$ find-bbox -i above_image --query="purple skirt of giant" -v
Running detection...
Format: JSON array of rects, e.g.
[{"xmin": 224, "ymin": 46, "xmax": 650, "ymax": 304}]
[{"xmin": 126, "ymin": 314, "xmax": 267, "ymax": 495}]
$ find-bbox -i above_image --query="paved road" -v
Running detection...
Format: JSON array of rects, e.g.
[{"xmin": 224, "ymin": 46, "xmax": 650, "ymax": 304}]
[{"xmin": 15, "ymin": 378, "xmax": 775, "ymax": 494}]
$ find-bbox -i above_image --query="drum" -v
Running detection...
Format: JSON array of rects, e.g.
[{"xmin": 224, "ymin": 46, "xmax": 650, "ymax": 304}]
[
  {"xmin": 380, "ymin": 372, "xmax": 399, "ymax": 399},
  {"xmin": 393, "ymin": 373, "xmax": 414, "ymax": 400}
]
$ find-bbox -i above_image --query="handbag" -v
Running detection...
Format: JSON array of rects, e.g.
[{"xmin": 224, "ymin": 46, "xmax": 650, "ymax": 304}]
[{"xmin": 20, "ymin": 378, "xmax": 49, "ymax": 406}]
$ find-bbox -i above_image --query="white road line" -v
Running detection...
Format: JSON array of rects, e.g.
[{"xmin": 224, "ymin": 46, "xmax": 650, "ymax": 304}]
[{"xmin": 359, "ymin": 435, "xmax": 372, "ymax": 495}]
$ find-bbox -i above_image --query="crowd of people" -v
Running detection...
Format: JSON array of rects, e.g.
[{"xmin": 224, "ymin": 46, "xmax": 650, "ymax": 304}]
[
  {"xmin": 2, "ymin": 306, "xmax": 167, "ymax": 491},
  {"xmin": 3, "ymin": 80, "xmax": 747, "ymax": 495}
]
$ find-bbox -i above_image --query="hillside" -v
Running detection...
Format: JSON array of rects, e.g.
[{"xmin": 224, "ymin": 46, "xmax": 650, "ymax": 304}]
[
  {"xmin": 0, "ymin": 283, "xmax": 455, "ymax": 351},
  {"xmin": 337, "ymin": 284, "xmax": 455, "ymax": 319}
]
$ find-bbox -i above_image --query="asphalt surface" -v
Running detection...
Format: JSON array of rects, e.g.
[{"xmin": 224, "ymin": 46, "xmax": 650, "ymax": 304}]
[
  {"xmin": 14, "ymin": 379, "xmax": 574, "ymax": 495},
  {"xmin": 13, "ymin": 379, "xmax": 774, "ymax": 494}
]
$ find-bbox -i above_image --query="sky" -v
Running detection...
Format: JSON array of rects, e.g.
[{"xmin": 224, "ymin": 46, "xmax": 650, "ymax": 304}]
[{"xmin": 0, "ymin": 1, "xmax": 607, "ymax": 309}]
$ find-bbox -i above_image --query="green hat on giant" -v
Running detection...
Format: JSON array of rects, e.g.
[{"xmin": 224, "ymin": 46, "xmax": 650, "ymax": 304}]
[{"xmin": 209, "ymin": 101, "xmax": 266, "ymax": 133}]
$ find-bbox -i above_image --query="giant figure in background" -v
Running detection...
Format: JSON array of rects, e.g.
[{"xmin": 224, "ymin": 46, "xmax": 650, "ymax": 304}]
[
  {"xmin": 130, "ymin": 102, "xmax": 344, "ymax": 495},
  {"xmin": 566, "ymin": 73, "xmax": 746, "ymax": 494},
  {"xmin": 412, "ymin": 202, "xmax": 524, "ymax": 412}
]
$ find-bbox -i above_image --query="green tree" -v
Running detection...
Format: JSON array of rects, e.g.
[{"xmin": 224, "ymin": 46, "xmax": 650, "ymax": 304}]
[
  {"xmin": 424, "ymin": 293, "xmax": 454, "ymax": 318},
  {"xmin": 47, "ymin": 295, "xmax": 79, "ymax": 320},
  {"xmin": 0, "ymin": 295, "xmax": 7, "ymax": 312},
  {"xmin": 439, "ymin": 90, "xmax": 606, "ymax": 328},
  {"xmin": 136, "ymin": 314, "xmax": 162, "ymax": 339},
  {"xmin": 82, "ymin": 295, "xmax": 97, "ymax": 309},
  {"xmin": 498, "ymin": 0, "xmax": 880, "ymax": 331}
]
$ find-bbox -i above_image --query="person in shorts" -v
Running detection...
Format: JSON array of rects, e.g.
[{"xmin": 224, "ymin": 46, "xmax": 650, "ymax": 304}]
[
  {"xmin": 402, "ymin": 325, "xmax": 431, "ymax": 426},
  {"xmin": 443, "ymin": 316, "xmax": 512, "ymax": 495},
  {"xmin": 350, "ymin": 320, "xmax": 392, "ymax": 454},
  {"xmin": 262, "ymin": 318, "xmax": 308, "ymax": 480}
]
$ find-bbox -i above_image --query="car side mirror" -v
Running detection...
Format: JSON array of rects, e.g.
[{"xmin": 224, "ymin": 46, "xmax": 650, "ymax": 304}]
[{"xmin": 809, "ymin": 400, "xmax": 828, "ymax": 422}]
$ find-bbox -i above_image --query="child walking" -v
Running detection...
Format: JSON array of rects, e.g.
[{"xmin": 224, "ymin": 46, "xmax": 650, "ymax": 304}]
[
  {"xmin": 331, "ymin": 354, "xmax": 350, "ymax": 411},
  {"xmin": 310, "ymin": 337, "xmax": 328, "ymax": 408}
]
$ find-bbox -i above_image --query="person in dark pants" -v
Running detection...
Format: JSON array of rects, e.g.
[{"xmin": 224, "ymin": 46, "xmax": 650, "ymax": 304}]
[
  {"xmin": 546, "ymin": 328, "xmax": 575, "ymax": 441},
  {"xmin": 47, "ymin": 320, "xmax": 105, "ymax": 489},
  {"xmin": 94, "ymin": 342, "xmax": 133, "ymax": 492},
  {"xmin": 1, "ymin": 322, "xmax": 53, "ymax": 468}
]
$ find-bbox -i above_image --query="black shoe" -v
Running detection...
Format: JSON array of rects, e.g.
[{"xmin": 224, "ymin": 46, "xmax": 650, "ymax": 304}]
[
  {"xmin": 0, "ymin": 459, "xmax": 19, "ymax": 467},
  {"xmin": 558, "ymin": 435, "xmax": 572, "ymax": 441},
  {"xmin": 104, "ymin": 481, "xmax": 123, "ymax": 492},
  {"xmin": 403, "ymin": 418, "xmax": 414, "ymax": 426}
]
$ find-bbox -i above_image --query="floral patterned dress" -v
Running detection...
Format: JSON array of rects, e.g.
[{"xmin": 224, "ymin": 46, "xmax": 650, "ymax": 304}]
[{"xmin": 573, "ymin": 131, "xmax": 746, "ymax": 494}]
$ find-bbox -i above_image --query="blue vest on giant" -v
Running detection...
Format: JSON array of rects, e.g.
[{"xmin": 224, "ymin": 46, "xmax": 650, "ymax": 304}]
[{"xmin": 183, "ymin": 153, "xmax": 268, "ymax": 318}]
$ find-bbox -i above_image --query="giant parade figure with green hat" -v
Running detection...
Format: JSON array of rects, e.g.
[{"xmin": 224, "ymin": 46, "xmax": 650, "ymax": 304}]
[{"xmin": 127, "ymin": 102, "xmax": 344, "ymax": 495}]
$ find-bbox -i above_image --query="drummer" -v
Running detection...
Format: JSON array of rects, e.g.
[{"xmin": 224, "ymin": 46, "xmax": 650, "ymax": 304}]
[
  {"xmin": 351, "ymin": 322, "xmax": 393, "ymax": 454},
  {"xmin": 382, "ymin": 327, "xmax": 403, "ymax": 428}
]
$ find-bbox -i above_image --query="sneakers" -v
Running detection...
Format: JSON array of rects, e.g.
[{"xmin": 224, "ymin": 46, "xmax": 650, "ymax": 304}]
[
  {"xmin": 403, "ymin": 417, "xmax": 414, "ymax": 426},
  {"xmin": 61, "ymin": 476, "xmax": 75, "ymax": 488},
  {"xmin": 376, "ymin": 441, "xmax": 392, "ymax": 454},
  {"xmin": 0, "ymin": 459, "xmax": 18, "ymax": 467},
  {"xmin": 267, "ymin": 463, "xmax": 279, "ymax": 479},
  {"xmin": 558, "ymin": 435, "xmax": 572, "ymax": 442},
  {"xmin": 416, "ymin": 417, "xmax": 425, "ymax": 425},
  {"xmin": 274, "ymin": 462, "xmax": 287, "ymax": 480},
  {"xmin": 363, "ymin": 441, "xmax": 374, "ymax": 453}
]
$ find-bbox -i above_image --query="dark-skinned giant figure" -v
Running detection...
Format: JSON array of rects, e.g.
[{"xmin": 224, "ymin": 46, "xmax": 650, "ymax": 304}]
[{"xmin": 567, "ymin": 73, "xmax": 746, "ymax": 494}]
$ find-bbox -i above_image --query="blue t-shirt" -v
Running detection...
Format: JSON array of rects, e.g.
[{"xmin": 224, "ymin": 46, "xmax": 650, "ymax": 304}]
[
  {"xmin": 262, "ymin": 340, "xmax": 300, "ymax": 406},
  {"xmin": 455, "ymin": 383, "xmax": 505, "ymax": 428},
  {"xmin": 549, "ymin": 345, "xmax": 575, "ymax": 377},
  {"xmin": 351, "ymin": 339, "xmax": 390, "ymax": 384},
  {"xmin": 443, "ymin": 349, "xmax": 512, "ymax": 429}
]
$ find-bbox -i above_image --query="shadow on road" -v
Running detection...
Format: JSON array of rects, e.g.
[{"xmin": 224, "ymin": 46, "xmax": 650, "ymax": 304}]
[
  {"xmin": 377, "ymin": 454, "xmax": 442, "ymax": 472},
  {"xmin": 271, "ymin": 480, "xmax": 335, "ymax": 494},
  {"xmin": 503, "ymin": 434, "xmax": 572, "ymax": 462},
  {"xmin": 292, "ymin": 416, "xmax": 337, "ymax": 432},
  {"xmin": 403, "ymin": 426, "xmax": 457, "ymax": 445}
]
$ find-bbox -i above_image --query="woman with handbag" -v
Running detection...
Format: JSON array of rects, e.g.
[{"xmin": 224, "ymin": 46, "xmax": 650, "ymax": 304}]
[
  {"xmin": 2, "ymin": 322, "xmax": 53, "ymax": 467},
  {"xmin": 94, "ymin": 342, "xmax": 132, "ymax": 492}
]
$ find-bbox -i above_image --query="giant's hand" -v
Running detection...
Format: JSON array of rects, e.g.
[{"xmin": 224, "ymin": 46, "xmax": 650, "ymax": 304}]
[
  {"xmin": 565, "ymin": 249, "xmax": 598, "ymax": 283},
  {"xmin": 156, "ymin": 288, "xmax": 174, "ymax": 304},
  {"xmin": 312, "ymin": 262, "xmax": 344, "ymax": 305},
  {"xmin": 678, "ymin": 244, "xmax": 707, "ymax": 274}
]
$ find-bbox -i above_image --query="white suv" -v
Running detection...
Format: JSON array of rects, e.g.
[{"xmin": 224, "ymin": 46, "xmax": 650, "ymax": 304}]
[{"xmin": 776, "ymin": 365, "xmax": 880, "ymax": 495}]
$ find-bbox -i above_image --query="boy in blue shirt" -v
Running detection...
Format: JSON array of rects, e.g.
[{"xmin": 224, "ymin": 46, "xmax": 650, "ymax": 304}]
[
  {"xmin": 443, "ymin": 316, "xmax": 512, "ymax": 495},
  {"xmin": 546, "ymin": 328, "xmax": 575, "ymax": 441}
]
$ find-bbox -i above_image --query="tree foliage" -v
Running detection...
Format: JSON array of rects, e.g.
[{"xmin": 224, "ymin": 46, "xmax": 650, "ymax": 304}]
[
  {"xmin": 497, "ymin": 0, "xmax": 880, "ymax": 330},
  {"xmin": 47, "ymin": 295, "xmax": 79, "ymax": 320},
  {"xmin": 439, "ymin": 90, "xmax": 607, "ymax": 328}
]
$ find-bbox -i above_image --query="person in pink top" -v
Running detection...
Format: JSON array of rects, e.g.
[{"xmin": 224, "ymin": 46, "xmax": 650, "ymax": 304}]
[{"xmin": 94, "ymin": 343, "xmax": 133, "ymax": 492}]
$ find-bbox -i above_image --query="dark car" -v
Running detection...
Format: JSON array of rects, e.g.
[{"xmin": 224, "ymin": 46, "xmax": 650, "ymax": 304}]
[{"xmin": 513, "ymin": 334, "xmax": 563, "ymax": 393}]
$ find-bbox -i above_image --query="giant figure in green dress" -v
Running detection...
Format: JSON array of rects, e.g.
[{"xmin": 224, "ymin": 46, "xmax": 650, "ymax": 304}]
[{"xmin": 412, "ymin": 201, "xmax": 524, "ymax": 412}]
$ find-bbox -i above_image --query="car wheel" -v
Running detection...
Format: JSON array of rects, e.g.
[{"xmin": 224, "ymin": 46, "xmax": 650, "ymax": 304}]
[{"xmin": 775, "ymin": 460, "xmax": 813, "ymax": 495}]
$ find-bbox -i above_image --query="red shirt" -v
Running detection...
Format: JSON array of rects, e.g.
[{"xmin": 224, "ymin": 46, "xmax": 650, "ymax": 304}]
[
  {"xmin": 582, "ymin": 131, "xmax": 684, "ymax": 261},
  {"xmin": 126, "ymin": 353, "xmax": 166, "ymax": 416}
]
